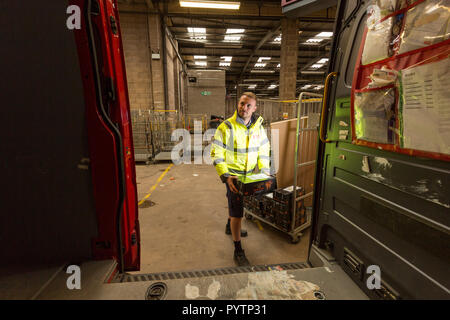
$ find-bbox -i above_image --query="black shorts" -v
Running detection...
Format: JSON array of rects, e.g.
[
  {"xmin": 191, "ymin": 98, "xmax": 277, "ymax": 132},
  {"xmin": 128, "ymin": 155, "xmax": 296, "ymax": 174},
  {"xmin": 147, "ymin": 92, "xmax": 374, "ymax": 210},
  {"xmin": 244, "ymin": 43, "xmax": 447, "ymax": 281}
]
[{"xmin": 226, "ymin": 183, "xmax": 243, "ymax": 218}]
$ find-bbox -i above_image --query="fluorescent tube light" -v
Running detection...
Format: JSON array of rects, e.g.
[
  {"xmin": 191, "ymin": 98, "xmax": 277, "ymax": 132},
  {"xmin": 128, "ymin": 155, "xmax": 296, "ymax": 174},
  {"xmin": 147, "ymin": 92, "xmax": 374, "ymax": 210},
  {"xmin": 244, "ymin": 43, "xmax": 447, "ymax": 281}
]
[
  {"xmin": 251, "ymin": 70, "xmax": 275, "ymax": 73},
  {"xmin": 310, "ymin": 64, "xmax": 324, "ymax": 69},
  {"xmin": 194, "ymin": 55, "xmax": 207, "ymax": 59},
  {"xmin": 188, "ymin": 27, "xmax": 206, "ymax": 33},
  {"xmin": 276, "ymin": 64, "xmax": 280, "ymax": 68},
  {"xmin": 220, "ymin": 62, "xmax": 230, "ymax": 66},
  {"xmin": 226, "ymin": 29, "xmax": 245, "ymax": 34},
  {"xmin": 180, "ymin": 1, "xmax": 240, "ymax": 10},
  {"xmin": 317, "ymin": 58, "xmax": 329, "ymax": 64},
  {"xmin": 221, "ymin": 56, "xmax": 232, "ymax": 61},
  {"xmin": 254, "ymin": 63, "xmax": 266, "ymax": 68},
  {"xmin": 224, "ymin": 35, "xmax": 241, "ymax": 41},
  {"xmin": 316, "ymin": 32, "xmax": 333, "ymax": 38},
  {"xmin": 306, "ymin": 38, "xmax": 324, "ymax": 43},
  {"xmin": 195, "ymin": 61, "xmax": 207, "ymax": 66},
  {"xmin": 257, "ymin": 57, "xmax": 271, "ymax": 62}
]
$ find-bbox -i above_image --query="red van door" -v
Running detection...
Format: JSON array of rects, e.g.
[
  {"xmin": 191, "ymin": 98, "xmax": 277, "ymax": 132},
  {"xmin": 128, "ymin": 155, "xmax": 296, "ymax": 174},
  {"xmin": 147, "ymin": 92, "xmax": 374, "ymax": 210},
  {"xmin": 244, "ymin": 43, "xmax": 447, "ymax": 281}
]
[{"xmin": 71, "ymin": 0, "xmax": 140, "ymax": 272}]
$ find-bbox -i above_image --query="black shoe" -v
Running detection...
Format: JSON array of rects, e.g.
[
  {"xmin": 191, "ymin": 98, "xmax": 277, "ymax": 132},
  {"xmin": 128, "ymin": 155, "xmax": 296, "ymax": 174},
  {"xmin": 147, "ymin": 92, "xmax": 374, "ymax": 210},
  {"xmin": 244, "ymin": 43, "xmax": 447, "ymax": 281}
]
[
  {"xmin": 225, "ymin": 223, "xmax": 248, "ymax": 237},
  {"xmin": 234, "ymin": 250, "xmax": 250, "ymax": 266}
]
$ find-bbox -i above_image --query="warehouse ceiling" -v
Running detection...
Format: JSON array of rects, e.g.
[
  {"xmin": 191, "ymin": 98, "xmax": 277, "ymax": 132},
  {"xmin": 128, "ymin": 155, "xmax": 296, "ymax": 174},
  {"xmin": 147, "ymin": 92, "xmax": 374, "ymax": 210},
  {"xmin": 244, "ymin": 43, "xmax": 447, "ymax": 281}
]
[{"xmin": 117, "ymin": 0, "xmax": 336, "ymax": 97}]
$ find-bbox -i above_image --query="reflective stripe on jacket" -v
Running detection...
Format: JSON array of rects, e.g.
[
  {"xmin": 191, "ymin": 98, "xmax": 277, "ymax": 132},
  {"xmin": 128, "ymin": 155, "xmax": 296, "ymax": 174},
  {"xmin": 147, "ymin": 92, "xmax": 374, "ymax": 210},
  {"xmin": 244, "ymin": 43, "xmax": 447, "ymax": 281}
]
[{"xmin": 210, "ymin": 111, "xmax": 270, "ymax": 178}]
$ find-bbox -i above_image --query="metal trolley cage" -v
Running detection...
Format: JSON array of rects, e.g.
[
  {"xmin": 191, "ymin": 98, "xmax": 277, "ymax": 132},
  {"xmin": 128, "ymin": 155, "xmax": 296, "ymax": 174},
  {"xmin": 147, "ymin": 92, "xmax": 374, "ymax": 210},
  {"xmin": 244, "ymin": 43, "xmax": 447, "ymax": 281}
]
[{"xmin": 244, "ymin": 93, "xmax": 323, "ymax": 243}]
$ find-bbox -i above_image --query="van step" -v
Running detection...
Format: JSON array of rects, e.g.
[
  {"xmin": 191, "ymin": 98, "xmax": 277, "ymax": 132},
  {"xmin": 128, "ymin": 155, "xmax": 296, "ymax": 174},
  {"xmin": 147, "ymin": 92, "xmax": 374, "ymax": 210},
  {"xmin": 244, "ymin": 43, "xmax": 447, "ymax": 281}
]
[{"xmin": 111, "ymin": 262, "xmax": 310, "ymax": 283}]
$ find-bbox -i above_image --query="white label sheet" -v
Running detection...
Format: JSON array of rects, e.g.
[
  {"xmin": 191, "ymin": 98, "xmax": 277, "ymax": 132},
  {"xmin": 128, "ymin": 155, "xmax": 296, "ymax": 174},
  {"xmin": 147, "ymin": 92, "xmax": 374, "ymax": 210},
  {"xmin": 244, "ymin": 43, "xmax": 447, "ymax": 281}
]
[{"xmin": 400, "ymin": 57, "xmax": 450, "ymax": 155}]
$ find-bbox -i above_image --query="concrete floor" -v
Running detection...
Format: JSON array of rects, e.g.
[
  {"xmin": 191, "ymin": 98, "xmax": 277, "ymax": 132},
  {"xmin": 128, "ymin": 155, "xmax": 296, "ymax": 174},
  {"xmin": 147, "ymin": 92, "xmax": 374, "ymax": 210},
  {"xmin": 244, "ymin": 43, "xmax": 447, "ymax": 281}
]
[{"xmin": 132, "ymin": 162, "xmax": 310, "ymax": 275}]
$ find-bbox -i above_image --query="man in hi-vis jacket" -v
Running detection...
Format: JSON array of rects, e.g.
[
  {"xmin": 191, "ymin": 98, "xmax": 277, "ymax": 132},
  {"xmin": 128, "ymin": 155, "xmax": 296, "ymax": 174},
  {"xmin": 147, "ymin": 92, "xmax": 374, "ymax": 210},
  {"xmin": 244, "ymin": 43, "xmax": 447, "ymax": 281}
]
[{"xmin": 210, "ymin": 92, "xmax": 271, "ymax": 266}]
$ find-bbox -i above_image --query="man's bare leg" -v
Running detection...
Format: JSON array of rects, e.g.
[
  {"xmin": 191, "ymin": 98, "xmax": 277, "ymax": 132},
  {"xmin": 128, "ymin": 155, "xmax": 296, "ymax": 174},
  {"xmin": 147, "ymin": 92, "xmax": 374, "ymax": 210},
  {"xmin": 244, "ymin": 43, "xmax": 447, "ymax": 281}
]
[{"xmin": 230, "ymin": 217, "xmax": 242, "ymax": 242}]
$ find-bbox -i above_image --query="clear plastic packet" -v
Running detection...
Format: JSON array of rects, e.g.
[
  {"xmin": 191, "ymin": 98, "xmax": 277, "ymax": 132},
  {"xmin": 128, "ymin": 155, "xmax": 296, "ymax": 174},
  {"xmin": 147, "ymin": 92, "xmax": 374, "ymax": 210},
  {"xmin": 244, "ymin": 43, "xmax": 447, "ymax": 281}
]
[
  {"xmin": 354, "ymin": 87, "xmax": 396, "ymax": 143},
  {"xmin": 366, "ymin": 67, "xmax": 399, "ymax": 88},
  {"xmin": 398, "ymin": 0, "xmax": 450, "ymax": 54},
  {"xmin": 362, "ymin": 17, "xmax": 394, "ymax": 65}
]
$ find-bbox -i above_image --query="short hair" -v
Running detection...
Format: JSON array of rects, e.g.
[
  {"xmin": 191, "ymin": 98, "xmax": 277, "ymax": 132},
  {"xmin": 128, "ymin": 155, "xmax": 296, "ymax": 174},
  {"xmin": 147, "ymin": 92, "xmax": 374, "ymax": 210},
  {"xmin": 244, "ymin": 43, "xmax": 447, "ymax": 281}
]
[{"xmin": 241, "ymin": 92, "xmax": 257, "ymax": 104}]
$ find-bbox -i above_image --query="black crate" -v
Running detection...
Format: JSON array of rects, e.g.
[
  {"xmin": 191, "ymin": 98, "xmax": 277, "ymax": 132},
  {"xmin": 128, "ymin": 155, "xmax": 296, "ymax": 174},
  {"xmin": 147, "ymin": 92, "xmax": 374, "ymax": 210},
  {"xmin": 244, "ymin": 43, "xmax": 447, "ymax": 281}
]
[{"xmin": 236, "ymin": 174, "xmax": 277, "ymax": 196}]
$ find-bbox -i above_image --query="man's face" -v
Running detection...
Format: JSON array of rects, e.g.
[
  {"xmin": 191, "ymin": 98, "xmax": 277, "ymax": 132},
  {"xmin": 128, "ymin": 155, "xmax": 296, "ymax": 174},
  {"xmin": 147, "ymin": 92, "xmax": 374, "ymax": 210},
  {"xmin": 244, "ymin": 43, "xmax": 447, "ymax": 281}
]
[{"xmin": 237, "ymin": 95, "xmax": 257, "ymax": 120}]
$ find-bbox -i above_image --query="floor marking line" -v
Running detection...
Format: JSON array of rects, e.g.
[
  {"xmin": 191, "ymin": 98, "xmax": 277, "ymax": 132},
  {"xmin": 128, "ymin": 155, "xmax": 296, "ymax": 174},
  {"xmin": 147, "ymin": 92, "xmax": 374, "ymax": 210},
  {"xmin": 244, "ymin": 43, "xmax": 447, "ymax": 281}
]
[
  {"xmin": 138, "ymin": 163, "xmax": 173, "ymax": 205},
  {"xmin": 255, "ymin": 220, "xmax": 264, "ymax": 231}
]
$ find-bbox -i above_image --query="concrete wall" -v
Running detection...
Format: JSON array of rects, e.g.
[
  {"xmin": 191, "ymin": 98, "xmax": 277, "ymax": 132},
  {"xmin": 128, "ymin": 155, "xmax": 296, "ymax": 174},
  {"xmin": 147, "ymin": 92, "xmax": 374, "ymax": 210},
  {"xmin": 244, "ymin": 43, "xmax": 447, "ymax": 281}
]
[
  {"xmin": 119, "ymin": 12, "xmax": 186, "ymax": 112},
  {"xmin": 187, "ymin": 69, "xmax": 226, "ymax": 118}
]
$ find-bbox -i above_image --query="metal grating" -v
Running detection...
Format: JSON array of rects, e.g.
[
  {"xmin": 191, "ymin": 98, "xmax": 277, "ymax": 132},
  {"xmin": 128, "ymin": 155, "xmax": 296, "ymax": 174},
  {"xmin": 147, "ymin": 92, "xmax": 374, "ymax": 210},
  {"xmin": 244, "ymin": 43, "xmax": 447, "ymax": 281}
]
[{"xmin": 110, "ymin": 262, "xmax": 310, "ymax": 283}]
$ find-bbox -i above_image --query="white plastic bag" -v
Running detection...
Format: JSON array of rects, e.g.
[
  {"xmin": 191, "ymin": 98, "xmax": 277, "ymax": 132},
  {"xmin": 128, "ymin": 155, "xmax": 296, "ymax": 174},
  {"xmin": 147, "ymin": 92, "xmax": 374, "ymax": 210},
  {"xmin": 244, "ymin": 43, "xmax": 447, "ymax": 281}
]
[{"xmin": 362, "ymin": 17, "xmax": 394, "ymax": 65}]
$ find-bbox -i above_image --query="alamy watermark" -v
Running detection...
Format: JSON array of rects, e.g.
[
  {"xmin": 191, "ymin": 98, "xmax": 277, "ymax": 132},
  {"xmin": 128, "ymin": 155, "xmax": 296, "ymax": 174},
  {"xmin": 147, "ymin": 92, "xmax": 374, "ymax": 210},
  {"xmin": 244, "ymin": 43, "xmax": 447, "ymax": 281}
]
[
  {"xmin": 66, "ymin": 265, "xmax": 81, "ymax": 290},
  {"xmin": 169, "ymin": 121, "xmax": 280, "ymax": 174}
]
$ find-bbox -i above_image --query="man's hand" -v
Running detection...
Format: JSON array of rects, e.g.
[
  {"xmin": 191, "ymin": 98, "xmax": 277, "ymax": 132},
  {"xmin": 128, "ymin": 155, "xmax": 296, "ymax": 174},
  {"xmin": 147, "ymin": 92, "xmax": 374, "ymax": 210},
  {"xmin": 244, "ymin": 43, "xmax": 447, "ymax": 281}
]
[{"xmin": 227, "ymin": 176, "xmax": 239, "ymax": 194}]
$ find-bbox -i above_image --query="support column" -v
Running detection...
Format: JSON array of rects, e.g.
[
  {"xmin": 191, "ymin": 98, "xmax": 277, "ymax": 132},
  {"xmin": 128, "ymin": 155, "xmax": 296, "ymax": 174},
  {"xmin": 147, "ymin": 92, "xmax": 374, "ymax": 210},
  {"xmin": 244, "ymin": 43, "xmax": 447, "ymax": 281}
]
[{"xmin": 279, "ymin": 18, "xmax": 299, "ymax": 101}]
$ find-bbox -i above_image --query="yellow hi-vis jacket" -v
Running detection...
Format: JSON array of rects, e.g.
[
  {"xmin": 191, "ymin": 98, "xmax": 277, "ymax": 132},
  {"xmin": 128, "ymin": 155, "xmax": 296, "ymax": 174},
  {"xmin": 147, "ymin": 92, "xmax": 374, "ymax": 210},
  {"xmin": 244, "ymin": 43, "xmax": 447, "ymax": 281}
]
[{"xmin": 210, "ymin": 111, "xmax": 271, "ymax": 180}]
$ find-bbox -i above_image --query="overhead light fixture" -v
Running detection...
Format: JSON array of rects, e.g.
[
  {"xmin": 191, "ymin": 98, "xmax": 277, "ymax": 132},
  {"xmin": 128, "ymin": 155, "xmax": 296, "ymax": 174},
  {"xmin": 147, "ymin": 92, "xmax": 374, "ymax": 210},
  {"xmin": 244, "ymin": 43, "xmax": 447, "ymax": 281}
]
[
  {"xmin": 310, "ymin": 64, "xmax": 324, "ymax": 69},
  {"xmin": 220, "ymin": 62, "xmax": 231, "ymax": 66},
  {"xmin": 316, "ymin": 32, "xmax": 333, "ymax": 38},
  {"xmin": 268, "ymin": 84, "xmax": 277, "ymax": 89},
  {"xmin": 180, "ymin": 1, "xmax": 240, "ymax": 10},
  {"xmin": 314, "ymin": 85, "xmax": 324, "ymax": 90},
  {"xmin": 248, "ymin": 85, "xmax": 256, "ymax": 89},
  {"xmin": 257, "ymin": 57, "xmax": 271, "ymax": 62},
  {"xmin": 306, "ymin": 38, "xmax": 324, "ymax": 43},
  {"xmin": 195, "ymin": 61, "xmax": 207, "ymax": 66},
  {"xmin": 254, "ymin": 63, "xmax": 266, "ymax": 68},
  {"xmin": 301, "ymin": 84, "xmax": 313, "ymax": 89},
  {"xmin": 226, "ymin": 28, "xmax": 245, "ymax": 34},
  {"xmin": 317, "ymin": 58, "xmax": 329, "ymax": 64},
  {"xmin": 190, "ymin": 35, "xmax": 206, "ymax": 40},
  {"xmin": 301, "ymin": 71, "xmax": 325, "ymax": 75},
  {"xmin": 194, "ymin": 55, "xmax": 207, "ymax": 59},
  {"xmin": 221, "ymin": 56, "xmax": 232, "ymax": 61},
  {"xmin": 276, "ymin": 63, "xmax": 281, "ymax": 68},
  {"xmin": 224, "ymin": 35, "xmax": 241, "ymax": 42},
  {"xmin": 251, "ymin": 70, "xmax": 275, "ymax": 73},
  {"xmin": 188, "ymin": 27, "xmax": 206, "ymax": 33},
  {"xmin": 274, "ymin": 34, "xmax": 282, "ymax": 42}
]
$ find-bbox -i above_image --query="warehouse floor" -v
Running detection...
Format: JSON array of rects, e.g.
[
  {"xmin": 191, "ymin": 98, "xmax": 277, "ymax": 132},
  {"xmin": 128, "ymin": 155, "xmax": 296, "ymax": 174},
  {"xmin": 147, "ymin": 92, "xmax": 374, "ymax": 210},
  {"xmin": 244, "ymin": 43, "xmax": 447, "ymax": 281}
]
[{"xmin": 132, "ymin": 162, "xmax": 310, "ymax": 275}]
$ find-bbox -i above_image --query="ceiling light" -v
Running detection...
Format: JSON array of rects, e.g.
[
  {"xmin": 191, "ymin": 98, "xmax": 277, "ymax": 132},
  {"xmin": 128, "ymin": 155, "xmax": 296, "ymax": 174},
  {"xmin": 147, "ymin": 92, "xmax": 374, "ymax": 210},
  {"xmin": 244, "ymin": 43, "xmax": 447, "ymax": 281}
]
[
  {"xmin": 314, "ymin": 85, "xmax": 324, "ymax": 90},
  {"xmin": 316, "ymin": 32, "xmax": 333, "ymax": 38},
  {"xmin": 268, "ymin": 85, "xmax": 277, "ymax": 89},
  {"xmin": 274, "ymin": 34, "xmax": 282, "ymax": 42},
  {"xmin": 276, "ymin": 63, "xmax": 280, "ymax": 68},
  {"xmin": 221, "ymin": 56, "xmax": 232, "ymax": 61},
  {"xmin": 317, "ymin": 58, "xmax": 329, "ymax": 64},
  {"xmin": 306, "ymin": 38, "xmax": 324, "ymax": 43},
  {"xmin": 194, "ymin": 55, "xmax": 207, "ymax": 59},
  {"xmin": 254, "ymin": 63, "xmax": 266, "ymax": 68},
  {"xmin": 248, "ymin": 85, "xmax": 256, "ymax": 89},
  {"xmin": 180, "ymin": 1, "xmax": 240, "ymax": 9},
  {"xmin": 195, "ymin": 61, "xmax": 207, "ymax": 66},
  {"xmin": 301, "ymin": 84, "xmax": 313, "ymax": 89},
  {"xmin": 226, "ymin": 28, "xmax": 245, "ymax": 34},
  {"xmin": 188, "ymin": 27, "xmax": 206, "ymax": 33},
  {"xmin": 301, "ymin": 71, "xmax": 325, "ymax": 75},
  {"xmin": 251, "ymin": 70, "xmax": 275, "ymax": 73},
  {"xmin": 224, "ymin": 35, "xmax": 241, "ymax": 42},
  {"xmin": 257, "ymin": 57, "xmax": 271, "ymax": 62},
  {"xmin": 220, "ymin": 62, "xmax": 231, "ymax": 66},
  {"xmin": 190, "ymin": 36, "xmax": 206, "ymax": 40},
  {"xmin": 310, "ymin": 64, "xmax": 324, "ymax": 69}
]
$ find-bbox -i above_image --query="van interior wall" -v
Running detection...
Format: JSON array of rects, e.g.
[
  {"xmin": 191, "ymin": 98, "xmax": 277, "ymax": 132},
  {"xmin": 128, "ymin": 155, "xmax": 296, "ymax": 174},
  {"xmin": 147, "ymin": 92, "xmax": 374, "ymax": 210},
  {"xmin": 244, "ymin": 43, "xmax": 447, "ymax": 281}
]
[{"xmin": 0, "ymin": 1, "xmax": 98, "ymax": 266}]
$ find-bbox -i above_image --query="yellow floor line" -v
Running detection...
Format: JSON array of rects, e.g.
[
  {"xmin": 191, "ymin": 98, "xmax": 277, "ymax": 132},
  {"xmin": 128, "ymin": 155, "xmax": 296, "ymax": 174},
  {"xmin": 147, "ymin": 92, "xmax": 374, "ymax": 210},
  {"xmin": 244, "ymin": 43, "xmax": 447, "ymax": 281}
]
[
  {"xmin": 255, "ymin": 220, "xmax": 264, "ymax": 231},
  {"xmin": 138, "ymin": 163, "xmax": 173, "ymax": 205}
]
